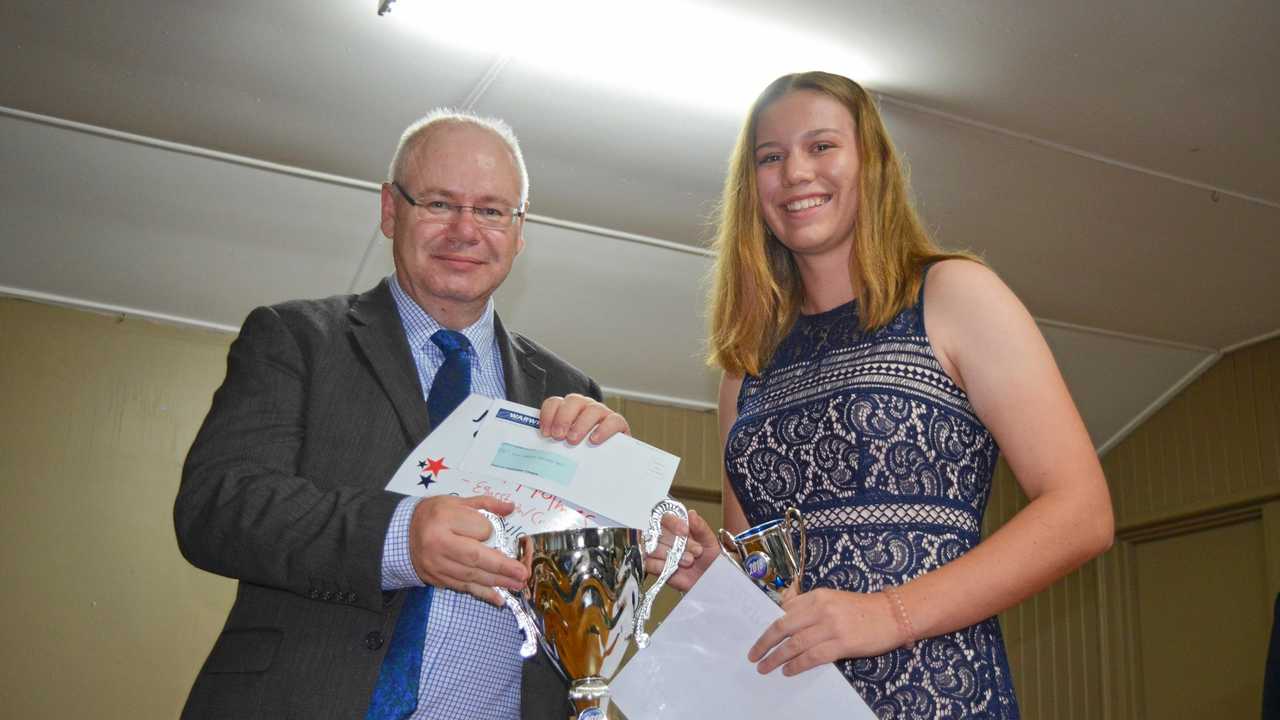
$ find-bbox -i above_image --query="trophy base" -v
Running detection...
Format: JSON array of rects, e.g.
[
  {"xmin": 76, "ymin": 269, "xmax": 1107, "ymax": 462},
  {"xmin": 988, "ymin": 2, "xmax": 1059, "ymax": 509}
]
[{"xmin": 569, "ymin": 676, "xmax": 610, "ymax": 719}]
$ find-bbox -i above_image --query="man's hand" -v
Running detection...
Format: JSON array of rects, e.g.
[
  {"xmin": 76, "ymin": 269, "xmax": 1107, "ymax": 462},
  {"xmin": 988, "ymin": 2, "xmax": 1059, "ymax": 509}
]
[
  {"xmin": 539, "ymin": 394, "xmax": 629, "ymax": 445},
  {"xmin": 407, "ymin": 495, "xmax": 528, "ymax": 606},
  {"xmin": 643, "ymin": 508, "xmax": 718, "ymax": 592}
]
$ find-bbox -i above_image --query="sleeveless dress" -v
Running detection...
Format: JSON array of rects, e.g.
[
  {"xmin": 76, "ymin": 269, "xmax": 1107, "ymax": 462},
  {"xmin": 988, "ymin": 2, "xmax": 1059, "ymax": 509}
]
[{"xmin": 724, "ymin": 279, "xmax": 1020, "ymax": 719}]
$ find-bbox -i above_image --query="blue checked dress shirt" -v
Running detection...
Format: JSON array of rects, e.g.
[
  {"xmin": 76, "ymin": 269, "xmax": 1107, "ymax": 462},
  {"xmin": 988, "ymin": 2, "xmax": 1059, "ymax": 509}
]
[{"xmin": 378, "ymin": 276, "xmax": 524, "ymax": 720}]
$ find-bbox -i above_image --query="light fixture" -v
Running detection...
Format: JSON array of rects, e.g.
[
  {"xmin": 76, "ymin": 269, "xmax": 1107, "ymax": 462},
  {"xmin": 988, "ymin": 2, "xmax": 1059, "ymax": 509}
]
[{"xmin": 377, "ymin": 0, "xmax": 874, "ymax": 114}]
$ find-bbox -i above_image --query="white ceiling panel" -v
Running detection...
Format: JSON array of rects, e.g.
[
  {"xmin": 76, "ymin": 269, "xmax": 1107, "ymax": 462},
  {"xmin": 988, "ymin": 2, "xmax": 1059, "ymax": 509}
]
[
  {"xmin": 0, "ymin": 111, "xmax": 376, "ymax": 326},
  {"xmin": 0, "ymin": 0, "xmax": 499, "ymax": 181},
  {"xmin": 883, "ymin": 103, "xmax": 1280, "ymax": 349},
  {"xmin": 475, "ymin": 60, "xmax": 741, "ymax": 247},
  {"xmin": 710, "ymin": 0, "xmax": 1280, "ymax": 202},
  {"xmin": 1040, "ymin": 324, "xmax": 1216, "ymax": 450}
]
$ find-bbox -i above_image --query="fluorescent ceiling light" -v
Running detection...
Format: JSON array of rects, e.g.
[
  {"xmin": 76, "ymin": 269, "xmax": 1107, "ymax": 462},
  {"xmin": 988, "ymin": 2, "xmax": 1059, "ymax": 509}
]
[{"xmin": 381, "ymin": 0, "xmax": 875, "ymax": 113}]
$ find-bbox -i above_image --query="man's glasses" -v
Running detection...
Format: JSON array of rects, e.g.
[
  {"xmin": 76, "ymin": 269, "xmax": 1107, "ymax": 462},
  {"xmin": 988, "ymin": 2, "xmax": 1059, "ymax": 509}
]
[{"xmin": 391, "ymin": 181, "xmax": 524, "ymax": 229}]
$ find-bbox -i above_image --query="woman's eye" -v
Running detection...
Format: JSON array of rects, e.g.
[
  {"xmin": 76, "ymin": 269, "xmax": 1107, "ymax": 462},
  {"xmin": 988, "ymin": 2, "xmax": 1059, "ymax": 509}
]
[
  {"xmin": 813, "ymin": 142, "xmax": 834, "ymax": 152},
  {"xmin": 757, "ymin": 153, "xmax": 782, "ymax": 165}
]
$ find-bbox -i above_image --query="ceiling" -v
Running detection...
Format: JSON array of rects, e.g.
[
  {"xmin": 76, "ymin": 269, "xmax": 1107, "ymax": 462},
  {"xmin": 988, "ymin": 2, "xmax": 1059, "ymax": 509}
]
[{"xmin": 1, "ymin": 0, "xmax": 1277, "ymax": 453}]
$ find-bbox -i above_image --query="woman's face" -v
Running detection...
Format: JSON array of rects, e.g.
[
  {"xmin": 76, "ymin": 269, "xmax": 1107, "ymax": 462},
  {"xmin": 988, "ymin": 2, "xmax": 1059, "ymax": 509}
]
[{"xmin": 753, "ymin": 90, "xmax": 861, "ymax": 263}]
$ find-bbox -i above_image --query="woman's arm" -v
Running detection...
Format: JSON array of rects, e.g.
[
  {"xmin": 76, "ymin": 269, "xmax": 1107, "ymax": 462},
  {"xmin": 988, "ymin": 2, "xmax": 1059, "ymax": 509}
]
[{"xmin": 751, "ymin": 259, "xmax": 1113, "ymax": 675}]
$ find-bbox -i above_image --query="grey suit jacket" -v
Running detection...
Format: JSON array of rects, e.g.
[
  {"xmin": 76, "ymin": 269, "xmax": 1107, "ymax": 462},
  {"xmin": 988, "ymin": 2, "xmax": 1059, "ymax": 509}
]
[{"xmin": 175, "ymin": 279, "xmax": 595, "ymax": 719}]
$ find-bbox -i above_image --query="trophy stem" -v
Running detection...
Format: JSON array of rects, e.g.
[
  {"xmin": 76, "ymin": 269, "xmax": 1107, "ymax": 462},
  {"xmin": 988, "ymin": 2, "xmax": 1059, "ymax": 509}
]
[{"xmin": 568, "ymin": 676, "xmax": 610, "ymax": 719}]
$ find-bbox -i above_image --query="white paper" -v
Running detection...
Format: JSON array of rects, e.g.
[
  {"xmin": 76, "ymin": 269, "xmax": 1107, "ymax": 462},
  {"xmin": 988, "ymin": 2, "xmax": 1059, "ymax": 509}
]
[
  {"xmin": 611, "ymin": 555, "xmax": 876, "ymax": 720},
  {"xmin": 458, "ymin": 398, "xmax": 679, "ymax": 529},
  {"xmin": 384, "ymin": 394, "xmax": 678, "ymax": 535}
]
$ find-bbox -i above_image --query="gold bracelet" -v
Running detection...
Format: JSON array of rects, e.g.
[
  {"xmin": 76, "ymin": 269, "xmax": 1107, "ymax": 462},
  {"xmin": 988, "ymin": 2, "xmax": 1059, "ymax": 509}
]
[{"xmin": 883, "ymin": 585, "xmax": 916, "ymax": 650}]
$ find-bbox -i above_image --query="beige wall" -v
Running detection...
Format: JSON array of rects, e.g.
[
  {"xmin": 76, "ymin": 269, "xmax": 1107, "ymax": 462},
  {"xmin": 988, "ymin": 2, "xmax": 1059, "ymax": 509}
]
[
  {"xmin": 0, "ymin": 298, "xmax": 236, "ymax": 717},
  {"xmin": 982, "ymin": 336, "xmax": 1280, "ymax": 719}
]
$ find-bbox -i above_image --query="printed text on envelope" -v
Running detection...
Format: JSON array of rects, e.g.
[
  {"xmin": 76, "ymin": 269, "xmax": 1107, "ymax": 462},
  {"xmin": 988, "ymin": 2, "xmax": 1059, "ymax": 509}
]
[{"xmin": 490, "ymin": 443, "xmax": 578, "ymax": 486}]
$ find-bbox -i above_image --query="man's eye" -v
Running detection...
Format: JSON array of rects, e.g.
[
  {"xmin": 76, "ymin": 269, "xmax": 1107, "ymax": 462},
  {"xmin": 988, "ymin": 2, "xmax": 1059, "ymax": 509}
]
[
  {"xmin": 425, "ymin": 200, "xmax": 451, "ymax": 212},
  {"xmin": 476, "ymin": 207, "xmax": 504, "ymax": 218}
]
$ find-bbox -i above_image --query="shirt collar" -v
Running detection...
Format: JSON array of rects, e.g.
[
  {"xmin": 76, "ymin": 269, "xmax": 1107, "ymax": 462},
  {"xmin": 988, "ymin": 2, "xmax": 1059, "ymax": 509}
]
[{"xmin": 387, "ymin": 274, "xmax": 497, "ymax": 368}]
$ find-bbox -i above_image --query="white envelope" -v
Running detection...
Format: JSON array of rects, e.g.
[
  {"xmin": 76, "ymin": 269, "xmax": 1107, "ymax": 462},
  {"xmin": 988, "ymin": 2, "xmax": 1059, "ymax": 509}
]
[
  {"xmin": 384, "ymin": 394, "xmax": 680, "ymax": 534},
  {"xmin": 611, "ymin": 554, "xmax": 876, "ymax": 719}
]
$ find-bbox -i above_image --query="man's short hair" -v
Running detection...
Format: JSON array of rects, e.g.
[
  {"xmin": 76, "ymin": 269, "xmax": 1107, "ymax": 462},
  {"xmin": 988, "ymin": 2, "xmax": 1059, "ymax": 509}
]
[{"xmin": 388, "ymin": 109, "xmax": 530, "ymax": 207}]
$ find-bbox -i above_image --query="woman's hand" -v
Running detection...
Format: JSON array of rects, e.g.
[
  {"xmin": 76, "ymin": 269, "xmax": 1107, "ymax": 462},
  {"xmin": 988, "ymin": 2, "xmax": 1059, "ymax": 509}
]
[
  {"xmin": 643, "ymin": 508, "xmax": 718, "ymax": 591},
  {"xmin": 748, "ymin": 588, "xmax": 905, "ymax": 676}
]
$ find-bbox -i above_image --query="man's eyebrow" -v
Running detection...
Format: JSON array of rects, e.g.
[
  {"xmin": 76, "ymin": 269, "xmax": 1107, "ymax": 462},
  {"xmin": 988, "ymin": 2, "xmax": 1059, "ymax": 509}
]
[
  {"xmin": 414, "ymin": 187, "xmax": 517, "ymax": 206},
  {"xmin": 754, "ymin": 127, "xmax": 844, "ymax": 153}
]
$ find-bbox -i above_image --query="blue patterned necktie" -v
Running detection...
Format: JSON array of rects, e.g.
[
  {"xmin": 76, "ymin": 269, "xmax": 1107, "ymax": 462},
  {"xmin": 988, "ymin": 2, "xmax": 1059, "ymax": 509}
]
[{"xmin": 366, "ymin": 329, "xmax": 472, "ymax": 720}]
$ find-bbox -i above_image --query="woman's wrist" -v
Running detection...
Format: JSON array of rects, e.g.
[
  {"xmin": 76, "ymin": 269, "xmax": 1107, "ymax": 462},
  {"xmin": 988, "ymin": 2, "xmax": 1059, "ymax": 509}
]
[{"xmin": 882, "ymin": 585, "xmax": 917, "ymax": 650}]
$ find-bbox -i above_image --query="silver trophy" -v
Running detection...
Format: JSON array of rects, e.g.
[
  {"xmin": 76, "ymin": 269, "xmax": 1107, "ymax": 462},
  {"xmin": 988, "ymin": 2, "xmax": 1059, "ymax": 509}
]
[
  {"xmin": 487, "ymin": 499, "xmax": 688, "ymax": 720},
  {"xmin": 718, "ymin": 506, "xmax": 807, "ymax": 604}
]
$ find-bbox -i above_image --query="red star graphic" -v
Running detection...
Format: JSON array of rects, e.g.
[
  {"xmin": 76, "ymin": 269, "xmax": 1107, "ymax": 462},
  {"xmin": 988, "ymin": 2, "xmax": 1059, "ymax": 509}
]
[{"xmin": 423, "ymin": 457, "xmax": 448, "ymax": 476}]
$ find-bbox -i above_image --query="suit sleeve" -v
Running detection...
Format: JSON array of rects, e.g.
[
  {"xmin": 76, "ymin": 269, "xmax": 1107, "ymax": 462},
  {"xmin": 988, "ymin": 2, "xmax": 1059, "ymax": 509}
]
[{"xmin": 174, "ymin": 305, "xmax": 401, "ymax": 613}]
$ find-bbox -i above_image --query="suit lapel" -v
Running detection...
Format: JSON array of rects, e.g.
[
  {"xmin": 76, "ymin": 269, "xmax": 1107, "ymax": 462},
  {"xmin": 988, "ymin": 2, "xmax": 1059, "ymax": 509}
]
[
  {"xmin": 348, "ymin": 280, "xmax": 431, "ymax": 441},
  {"xmin": 496, "ymin": 313, "xmax": 545, "ymax": 406}
]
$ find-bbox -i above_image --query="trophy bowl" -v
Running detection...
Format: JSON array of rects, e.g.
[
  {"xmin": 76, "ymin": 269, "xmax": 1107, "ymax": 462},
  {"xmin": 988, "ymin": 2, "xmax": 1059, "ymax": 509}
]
[
  {"xmin": 517, "ymin": 498, "xmax": 687, "ymax": 720},
  {"xmin": 718, "ymin": 506, "xmax": 807, "ymax": 604}
]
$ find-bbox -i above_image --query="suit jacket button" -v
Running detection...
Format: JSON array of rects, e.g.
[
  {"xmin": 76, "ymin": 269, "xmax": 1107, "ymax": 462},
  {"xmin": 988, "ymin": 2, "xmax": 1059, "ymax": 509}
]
[
  {"xmin": 347, "ymin": 592, "xmax": 359, "ymax": 604},
  {"xmin": 365, "ymin": 631, "xmax": 384, "ymax": 651},
  {"xmin": 322, "ymin": 591, "xmax": 333, "ymax": 601},
  {"xmin": 308, "ymin": 588, "xmax": 320, "ymax": 599}
]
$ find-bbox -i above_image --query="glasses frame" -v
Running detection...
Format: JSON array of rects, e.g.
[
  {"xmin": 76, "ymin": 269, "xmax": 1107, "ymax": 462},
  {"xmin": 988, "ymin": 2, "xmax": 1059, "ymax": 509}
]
[{"xmin": 391, "ymin": 181, "xmax": 525, "ymax": 229}]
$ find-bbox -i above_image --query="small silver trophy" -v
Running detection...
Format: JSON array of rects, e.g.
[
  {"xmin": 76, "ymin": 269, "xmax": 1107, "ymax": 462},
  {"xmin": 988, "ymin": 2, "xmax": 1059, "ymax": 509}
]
[
  {"xmin": 718, "ymin": 506, "xmax": 807, "ymax": 604},
  {"xmin": 487, "ymin": 499, "xmax": 689, "ymax": 720}
]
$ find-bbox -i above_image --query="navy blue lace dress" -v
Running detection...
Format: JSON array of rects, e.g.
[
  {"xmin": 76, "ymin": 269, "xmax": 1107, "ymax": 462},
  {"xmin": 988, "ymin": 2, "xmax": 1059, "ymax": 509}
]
[{"xmin": 724, "ymin": 287, "xmax": 1020, "ymax": 719}]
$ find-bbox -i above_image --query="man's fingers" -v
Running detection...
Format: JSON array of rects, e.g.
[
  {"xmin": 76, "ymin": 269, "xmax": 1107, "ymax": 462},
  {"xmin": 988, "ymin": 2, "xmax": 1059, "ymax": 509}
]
[
  {"xmin": 539, "ymin": 394, "xmax": 629, "ymax": 445},
  {"xmin": 463, "ymin": 583, "xmax": 506, "ymax": 608},
  {"xmin": 538, "ymin": 396, "xmax": 565, "ymax": 438},
  {"xmin": 566, "ymin": 404, "xmax": 609, "ymax": 444},
  {"xmin": 431, "ymin": 551, "xmax": 527, "ymax": 591},
  {"xmin": 462, "ymin": 494, "xmax": 516, "ymax": 518},
  {"xmin": 541, "ymin": 394, "xmax": 587, "ymax": 439},
  {"xmin": 461, "ymin": 545, "xmax": 529, "ymax": 586}
]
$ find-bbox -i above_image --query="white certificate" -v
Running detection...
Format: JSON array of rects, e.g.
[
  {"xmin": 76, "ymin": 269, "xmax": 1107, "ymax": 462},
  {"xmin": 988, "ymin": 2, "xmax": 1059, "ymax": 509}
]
[
  {"xmin": 611, "ymin": 554, "xmax": 876, "ymax": 719},
  {"xmin": 384, "ymin": 394, "xmax": 679, "ymax": 534}
]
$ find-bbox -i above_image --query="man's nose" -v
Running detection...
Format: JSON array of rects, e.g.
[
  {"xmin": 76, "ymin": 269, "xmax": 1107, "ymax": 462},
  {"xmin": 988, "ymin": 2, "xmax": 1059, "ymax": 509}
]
[{"xmin": 445, "ymin": 207, "xmax": 482, "ymax": 238}]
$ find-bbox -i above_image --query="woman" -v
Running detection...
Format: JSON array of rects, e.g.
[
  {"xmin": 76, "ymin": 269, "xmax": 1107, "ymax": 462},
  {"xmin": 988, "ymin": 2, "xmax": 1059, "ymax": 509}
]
[{"xmin": 705, "ymin": 71, "xmax": 1114, "ymax": 718}]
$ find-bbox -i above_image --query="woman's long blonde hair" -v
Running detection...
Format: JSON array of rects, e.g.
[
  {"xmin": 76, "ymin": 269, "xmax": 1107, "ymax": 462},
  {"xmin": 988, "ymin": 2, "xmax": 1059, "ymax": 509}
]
[{"xmin": 707, "ymin": 71, "xmax": 976, "ymax": 376}]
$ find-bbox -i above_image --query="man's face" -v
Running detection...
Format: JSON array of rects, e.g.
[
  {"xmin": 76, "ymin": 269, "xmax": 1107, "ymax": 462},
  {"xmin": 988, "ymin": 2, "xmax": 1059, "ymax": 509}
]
[{"xmin": 381, "ymin": 123, "xmax": 526, "ymax": 325}]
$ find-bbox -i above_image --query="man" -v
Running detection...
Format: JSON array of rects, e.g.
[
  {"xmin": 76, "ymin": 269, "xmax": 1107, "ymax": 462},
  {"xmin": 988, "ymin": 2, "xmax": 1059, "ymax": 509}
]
[{"xmin": 174, "ymin": 110, "xmax": 631, "ymax": 719}]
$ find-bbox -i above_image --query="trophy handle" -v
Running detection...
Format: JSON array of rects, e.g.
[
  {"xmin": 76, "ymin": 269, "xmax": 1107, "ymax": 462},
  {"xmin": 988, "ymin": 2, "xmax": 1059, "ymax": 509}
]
[
  {"xmin": 784, "ymin": 506, "xmax": 807, "ymax": 593},
  {"xmin": 635, "ymin": 497, "xmax": 689, "ymax": 648},
  {"xmin": 478, "ymin": 510, "xmax": 540, "ymax": 658},
  {"xmin": 717, "ymin": 528, "xmax": 744, "ymax": 570}
]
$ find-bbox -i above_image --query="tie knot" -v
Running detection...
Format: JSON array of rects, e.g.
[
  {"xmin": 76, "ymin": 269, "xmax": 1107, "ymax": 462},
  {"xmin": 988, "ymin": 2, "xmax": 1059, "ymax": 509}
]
[{"xmin": 430, "ymin": 329, "xmax": 472, "ymax": 358}]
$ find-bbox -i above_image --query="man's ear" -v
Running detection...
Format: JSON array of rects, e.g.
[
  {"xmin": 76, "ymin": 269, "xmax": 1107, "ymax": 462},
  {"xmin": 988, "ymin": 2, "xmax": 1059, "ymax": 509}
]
[
  {"xmin": 379, "ymin": 183, "xmax": 397, "ymax": 239},
  {"xmin": 514, "ymin": 203, "xmax": 528, "ymax": 255}
]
